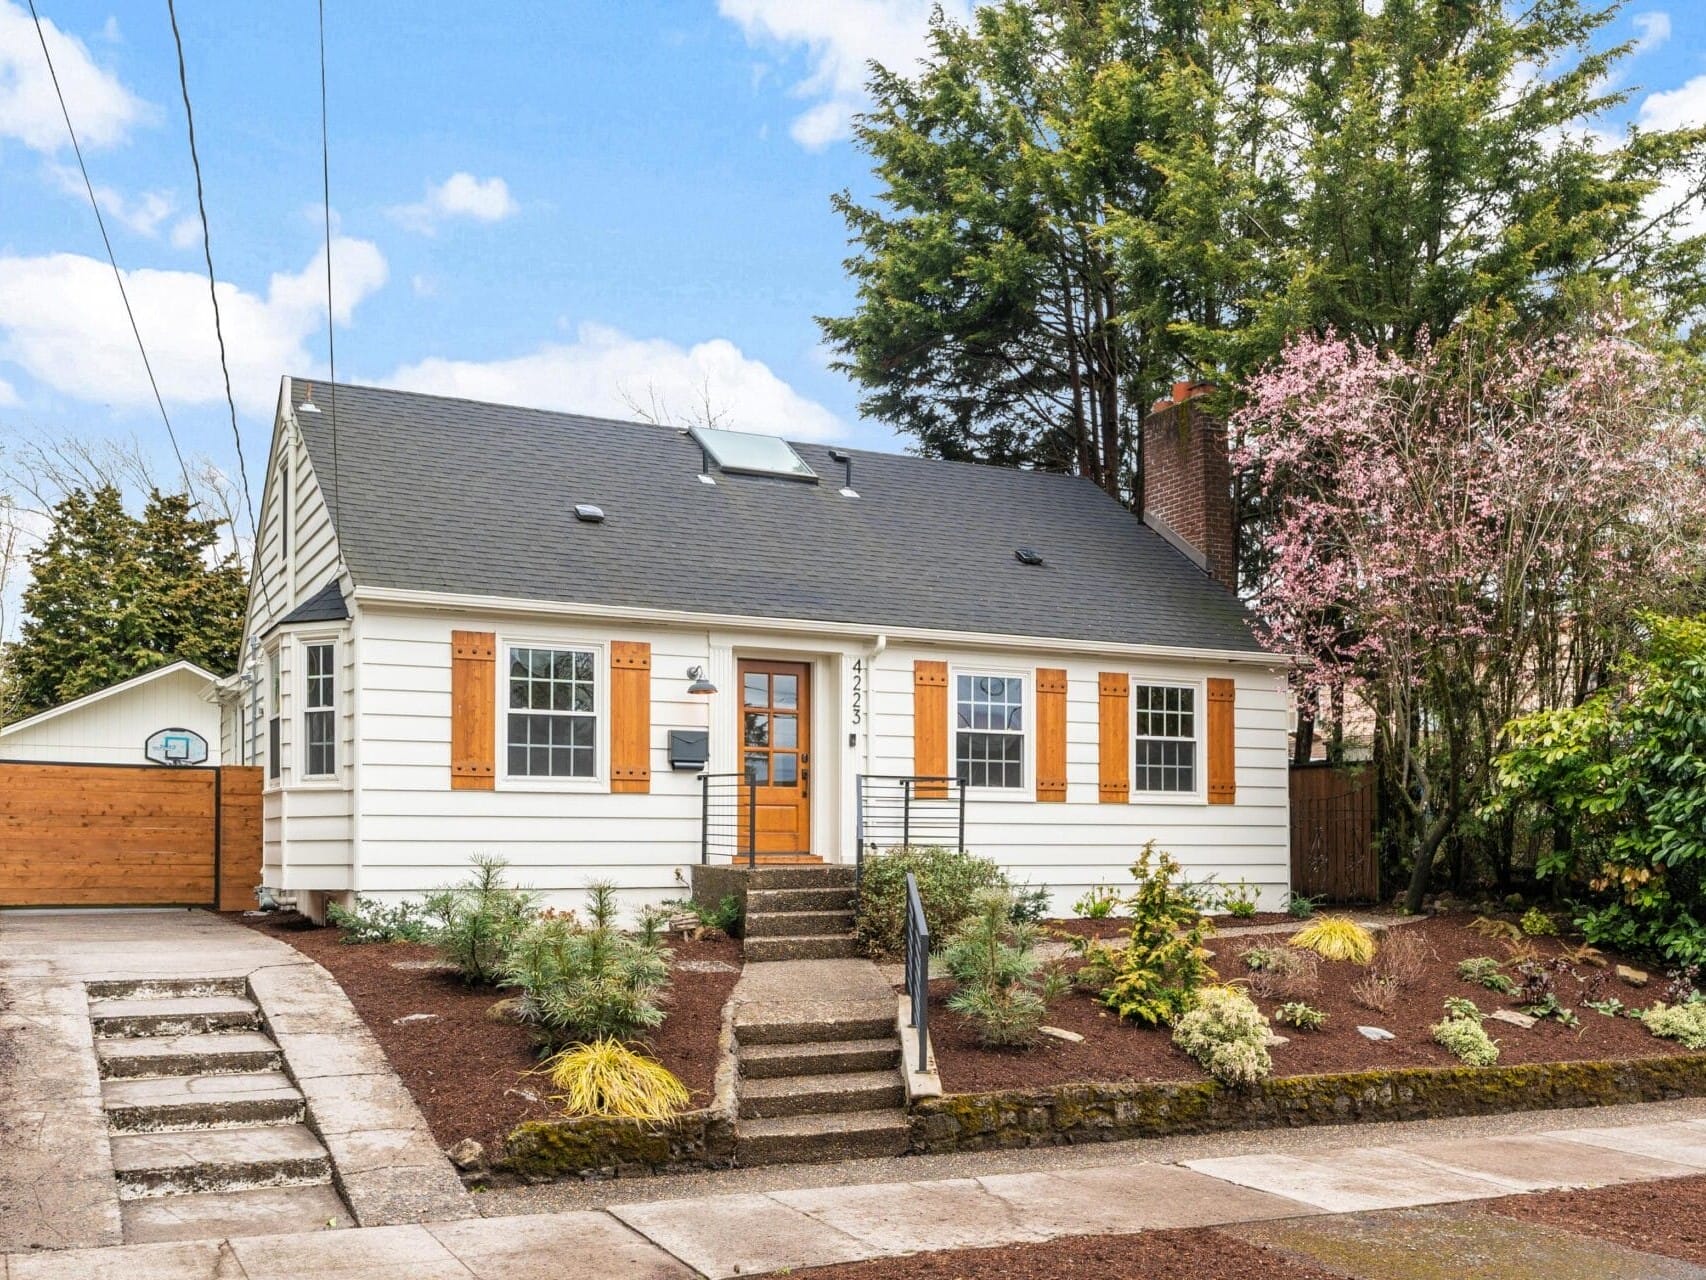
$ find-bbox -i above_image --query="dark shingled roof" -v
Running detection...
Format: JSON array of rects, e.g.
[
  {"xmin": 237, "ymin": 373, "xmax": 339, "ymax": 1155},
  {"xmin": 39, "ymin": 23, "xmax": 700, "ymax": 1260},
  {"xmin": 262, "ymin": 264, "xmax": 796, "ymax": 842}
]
[
  {"xmin": 275, "ymin": 577, "xmax": 349, "ymax": 628},
  {"xmin": 290, "ymin": 379, "xmax": 1260, "ymax": 653}
]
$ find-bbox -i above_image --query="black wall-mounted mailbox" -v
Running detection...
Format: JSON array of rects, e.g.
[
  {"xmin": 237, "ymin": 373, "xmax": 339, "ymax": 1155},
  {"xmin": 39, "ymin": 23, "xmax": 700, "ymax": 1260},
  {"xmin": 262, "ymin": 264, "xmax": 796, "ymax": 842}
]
[{"xmin": 668, "ymin": 729, "xmax": 710, "ymax": 771}]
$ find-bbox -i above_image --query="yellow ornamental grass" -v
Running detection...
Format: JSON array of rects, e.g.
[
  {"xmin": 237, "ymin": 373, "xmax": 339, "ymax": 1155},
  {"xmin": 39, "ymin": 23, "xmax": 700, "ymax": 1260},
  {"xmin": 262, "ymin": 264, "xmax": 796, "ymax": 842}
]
[
  {"xmin": 1289, "ymin": 916, "xmax": 1377, "ymax": 965},
  {"xmin": 540, "ymin": 1039, "xmax": 690, "ymax": 1121}
]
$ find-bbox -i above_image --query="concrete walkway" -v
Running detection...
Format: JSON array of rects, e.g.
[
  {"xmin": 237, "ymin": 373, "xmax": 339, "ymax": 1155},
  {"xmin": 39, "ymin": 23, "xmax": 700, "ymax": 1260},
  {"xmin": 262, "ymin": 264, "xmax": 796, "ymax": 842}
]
[
  {"xmin": 6, "ymin": 1099, "xmax": 1706, "ymax": 1278},
  {"xmin": 0, "ymin": 910, "xmax": 470, "ymax": 1252}
]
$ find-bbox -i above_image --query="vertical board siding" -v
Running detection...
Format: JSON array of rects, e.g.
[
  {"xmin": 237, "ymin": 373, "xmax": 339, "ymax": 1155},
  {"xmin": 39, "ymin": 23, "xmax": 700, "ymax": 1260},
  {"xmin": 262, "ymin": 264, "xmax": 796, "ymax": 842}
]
[
  {"xmin": 1097, "ymin": 672, "xmax": 1130, "ymax": 803},
  {"xmin": 1207, "ymin": 677, "xmax": 1237, "ymax": 804},
  {"xmin": 449, "ymin": 631, "xmax": 497, "ymax": 790},
  {"xmin": 1035, "ymin": 667, "xmax": 1067, "ymax": 802},
  {"xmin": 610, "ymin": 641, "xmax": 652, "ymax": 794},
  {"xmin": 913, "ymin": 660, "xmax": 948, "ymax": 798}
]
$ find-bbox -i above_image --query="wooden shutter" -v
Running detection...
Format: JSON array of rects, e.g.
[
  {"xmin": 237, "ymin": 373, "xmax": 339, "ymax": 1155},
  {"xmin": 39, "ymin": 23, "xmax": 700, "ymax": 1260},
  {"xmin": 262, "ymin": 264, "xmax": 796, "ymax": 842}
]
[
  {"xmin": 913, "ymin": 660, "xmax": 949, "ymax": 798},
  {"xmin": 610, "ymin": 641, "xmax": 652, "ymax": 794},
  {"xmin": 1098, "ymin": 672, "xmax": 1129, "ymax": 803},
  {"xmin": 1207, "ymin": 677, "xmax": 1236, "ymax": 804},
  {"xmin": 450, "ymin": 631, "xmax": 496, "ymax": 790},
  {"xmin": 1036, "ymin": 668, "xmax": 1067, "ymax": 802}
]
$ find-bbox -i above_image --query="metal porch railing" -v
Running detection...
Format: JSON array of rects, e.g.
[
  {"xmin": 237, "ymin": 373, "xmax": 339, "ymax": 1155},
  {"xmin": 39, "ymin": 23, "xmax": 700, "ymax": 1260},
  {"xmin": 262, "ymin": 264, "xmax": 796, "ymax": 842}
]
[
  {"xmin": 854, "ymin": 773, "xmax": 966, "ymax": 882},
  {"xmin": 699, "ymin": 771, "xmax": 758, "ymax": 866},
  {"xmin": 903, "ymin": 870, "xmax": 929, "ymax": 1070}
]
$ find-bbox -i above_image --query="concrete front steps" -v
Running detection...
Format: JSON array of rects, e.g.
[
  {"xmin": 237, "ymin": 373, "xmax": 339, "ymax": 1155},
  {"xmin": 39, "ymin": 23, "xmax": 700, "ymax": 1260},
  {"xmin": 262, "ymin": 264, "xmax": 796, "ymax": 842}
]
[
  {"xmin": 87, "ymin": 977, "xmax": 351, "ymax": 1243},
  {"xmin": 736, "ymin": 867, "xmax": 910, "ymax": 1164}
]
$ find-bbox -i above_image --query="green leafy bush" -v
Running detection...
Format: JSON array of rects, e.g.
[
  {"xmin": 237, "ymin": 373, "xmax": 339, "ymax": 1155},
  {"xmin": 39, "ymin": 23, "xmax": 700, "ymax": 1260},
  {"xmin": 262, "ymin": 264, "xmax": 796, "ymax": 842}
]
[
  {"xmin": 1641, "ymin": 1001, "xmax": 1706, "ymax": 1050},
  {"xmin": 1009, "ymin": 883, "xmax": 1051, "ymax": 925},
  {"xmin": 1172, "ymin": 987, "xmax": 1272, "ymax": 1084},
  {"xmin": 1084, "ymin": 843, "xmax": 1216, "ymax": 1026},
  {"xmin": 1456, "ymin": 956, "xmax": 1516, "ymax": 994},
  {"xmin": 1286, "ymin": 891, "xmax": 1320, "ymax": 919},
  {"xmin": 1073, "ymin": 885, "xmax": 1119, "ymax": 920},
  {"xmin": 1219, "ymin": 878, "xmax": 1261, "ymax": 919},
  {"xmin": 943, "ymin": 888, "xmax": 1066, "ymax": 1047},
  {"xmin": 1273, "ymin": 1001, "xmax": 1326, "ymax": 1031},
  {"xmin": 426, "ymin": 856, "xmax": 539, "ymax": 984},
  {"xmin": 326, "ymin": 896, "xmax": 430, "ymax": 944},
  {"xmin": 670, "ymin": 894, "xmax": 742, "ymax": 937},
  {"xmin": 855, "ymin": 846, "xmax": 1008, "ymax": 958},
  {"xmin": 502, "ymin": 882, "xmax": 670, "ymax": 1048},
  {"xmin": 1520, "ymin": 907, "xmax": 1558, "ymax": 937},
  {"xmin": 1442, "ymin": 996, "xmax": 1484, "ymax": 1023},
  {"xmin": 1432, "ymin": 1003, "xmax": 1500, "ymax": 1066},
  {"xmin": 1493, "ymin": 615, "xmax": 1706, "ymax": 965}
]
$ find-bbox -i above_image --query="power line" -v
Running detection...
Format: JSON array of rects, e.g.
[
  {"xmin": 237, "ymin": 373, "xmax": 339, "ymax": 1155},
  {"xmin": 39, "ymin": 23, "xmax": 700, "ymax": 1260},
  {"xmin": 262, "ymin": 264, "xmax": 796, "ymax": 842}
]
[
  {"xmin": 317, "ymin": 0, "xmax": 340, "ymax": 523},
  {"xmin": 165, "ymin": 0, "xmax": 259, "ymax": 554},
  {"xmin": 26, "ymin": 0, "xmax": 194, "ymax": 499}
]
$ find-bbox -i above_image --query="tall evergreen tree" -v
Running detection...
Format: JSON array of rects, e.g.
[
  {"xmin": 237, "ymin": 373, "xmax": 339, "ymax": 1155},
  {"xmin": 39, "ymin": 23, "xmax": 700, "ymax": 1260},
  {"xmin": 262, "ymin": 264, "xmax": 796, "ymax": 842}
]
[{"xmin": 2, "ymin": 486, "xmax": 245, "ymax": 720}]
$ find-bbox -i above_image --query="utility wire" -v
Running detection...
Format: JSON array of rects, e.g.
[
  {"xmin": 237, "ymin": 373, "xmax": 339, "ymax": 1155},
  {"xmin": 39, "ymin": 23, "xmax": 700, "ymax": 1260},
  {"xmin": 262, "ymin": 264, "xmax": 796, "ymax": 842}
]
[
  {"xmin": 317, "ymin": 0, "xmax": 340, "ymax": 523},
  {"xmin": 27, "ymin": 0, "xmax": 194, "ymax": 499},
  {"xmin": 166, "ymin": 0, "xmax": 257, "ymax": 548}
]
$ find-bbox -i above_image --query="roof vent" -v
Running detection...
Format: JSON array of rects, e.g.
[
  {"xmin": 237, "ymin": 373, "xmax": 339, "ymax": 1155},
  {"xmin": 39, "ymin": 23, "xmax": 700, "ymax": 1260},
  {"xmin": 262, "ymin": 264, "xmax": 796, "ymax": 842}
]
[
  {"xmin": 574, "ymin": 504, "xmax": 605, "ymax": 524},
  {"xmin": 828, "ymin": 448, "xmax": 858, "ymax": 497},
  {"xmin": 1015, "ymin": 547, "xmax": 1044, "ymax": 566}
]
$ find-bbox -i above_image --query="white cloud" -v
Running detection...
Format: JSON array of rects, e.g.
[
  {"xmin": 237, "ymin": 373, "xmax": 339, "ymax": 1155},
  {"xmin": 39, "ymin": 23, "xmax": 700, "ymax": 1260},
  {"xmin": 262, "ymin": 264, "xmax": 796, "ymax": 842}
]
[
  {"xmin": 389, "ymin": 172, "xmax": 518, "ymax": 234},
  {"xmin": 0, "ymin": 0, "xmax": 151, "ymax": 152},
  {"xmin": 717, "ymin": 0, "xmax": 971, "ymax": 149},
  {"xmin": 0, "ymin": 238, "xmax": 388, "ymax": 417},
  {"xmin": 389, "ymin": 323, "xmax": 843, "ymax": 441},
  {"xmin": 169, "ymin": 217, "xmax": 200, "ymax": 250},
  {"xmin": 1639, "ymin": 72, "xmax": 1706, "ymax": 132},
  {"xmin": 0, "ymin": 375, "xmax": 18, "ymax": 407},
  {"xmin": 1632, "ymin": 12, "xmax": 1671, "ymax": 56},
  {"xmin": 46, "ymin": 163, "xmax": 174, "ymax": 237}
]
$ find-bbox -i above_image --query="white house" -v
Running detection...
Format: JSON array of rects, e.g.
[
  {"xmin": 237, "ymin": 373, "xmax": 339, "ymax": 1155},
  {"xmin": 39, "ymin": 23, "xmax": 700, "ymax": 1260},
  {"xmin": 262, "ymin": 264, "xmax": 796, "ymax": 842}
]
[
  {"xmin": 1, "ymin": 660, "xmax": 222, "ymax": 765},
  {"xmin": 227, "ymin": 376, "xmax": 1291, "ymax": 922}
]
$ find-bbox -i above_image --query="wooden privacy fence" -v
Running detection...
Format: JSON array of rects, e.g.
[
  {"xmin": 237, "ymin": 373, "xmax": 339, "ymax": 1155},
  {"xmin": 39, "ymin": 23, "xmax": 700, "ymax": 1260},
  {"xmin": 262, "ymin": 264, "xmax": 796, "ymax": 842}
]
[
  {"xmin": 1290, "ymin": 763, "xmax": 1379, "ymax": 903},
  {"xmin": 0, "ymin": 763, "xmax": 261, "ymax": 911}
]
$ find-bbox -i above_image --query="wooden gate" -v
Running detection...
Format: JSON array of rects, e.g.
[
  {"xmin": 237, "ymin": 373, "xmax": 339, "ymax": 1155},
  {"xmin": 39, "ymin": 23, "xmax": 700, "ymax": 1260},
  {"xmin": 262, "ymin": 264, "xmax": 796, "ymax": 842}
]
[
  {"xmin": 0, "ymin": 763, "xmax": 261, "ymax": 910},
  {"xmin": 1290, "ymin": 763, "xmax": 1379, "ymax": 903}
]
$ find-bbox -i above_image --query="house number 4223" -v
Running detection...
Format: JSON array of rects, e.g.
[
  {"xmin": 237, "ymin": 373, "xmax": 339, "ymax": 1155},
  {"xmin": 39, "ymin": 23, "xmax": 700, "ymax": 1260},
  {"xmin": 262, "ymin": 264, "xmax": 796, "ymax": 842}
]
[{"xmin": 850, "ymin": 658, "xmax": 863, "ymax": 726}]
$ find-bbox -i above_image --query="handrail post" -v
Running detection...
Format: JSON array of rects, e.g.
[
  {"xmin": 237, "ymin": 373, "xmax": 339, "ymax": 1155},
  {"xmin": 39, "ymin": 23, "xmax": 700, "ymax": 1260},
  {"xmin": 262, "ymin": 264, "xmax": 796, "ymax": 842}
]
[
  {"xmin": 746, "ymin": 765, "xmax": 757, "ymax": 868},
  {"xmin": 902, "ymin": 778, "xmax": 912, "ymax": 850},
  {"xmin": 957, "ymin": 777, "xmax": 967, "ymax": 851},
  {"xmin": 855, "ymin": 773, "xmax": 865, "ymax": 884},
  {"xmin": 700, "ymin": 772, "xmax": 710, "ymax": 865},
  {"xmin": 904, "ymin": 871, "xmax": 929, "ymax": 1072}
]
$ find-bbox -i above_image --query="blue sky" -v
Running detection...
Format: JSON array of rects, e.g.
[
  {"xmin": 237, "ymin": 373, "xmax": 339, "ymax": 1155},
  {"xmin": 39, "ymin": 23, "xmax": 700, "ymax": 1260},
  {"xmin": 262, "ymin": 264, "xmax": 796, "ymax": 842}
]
[{"xmin": 0, "ymin": 0, "xmax": 1702, "ymax": 515}]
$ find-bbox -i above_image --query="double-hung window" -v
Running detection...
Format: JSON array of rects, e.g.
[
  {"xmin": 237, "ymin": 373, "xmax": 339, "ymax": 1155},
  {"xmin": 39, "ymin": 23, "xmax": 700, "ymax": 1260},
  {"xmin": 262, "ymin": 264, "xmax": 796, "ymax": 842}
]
[
  {"xmin": 955, "ymin": 673, "xmax": 1024, "ymax": 789},
  {"xmin": 1133, "ymin": 683, "xmax": 1196, "ymax": 793},
  {"xmin": 302, "ymin": 641, "xmax": 337, "ymax": 778},
  {"xmin": 267, "ymin": 650, "xmax": 282, "ymax": 782},
  {"xmin": 507, "ymin": 646, "xmax": 597, "ymax": 779}
]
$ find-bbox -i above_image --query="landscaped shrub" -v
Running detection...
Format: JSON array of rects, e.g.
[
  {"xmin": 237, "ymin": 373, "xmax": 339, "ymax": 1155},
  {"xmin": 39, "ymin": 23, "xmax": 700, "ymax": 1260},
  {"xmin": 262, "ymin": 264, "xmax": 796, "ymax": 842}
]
[
  {"xmin": 502, "ymin": 883, "xmax": 670, "ymax": 1047},
  {"xmin": 1239, "ymin": 946, "xmax": 1319, "ymax": 1001},
  {"xmin": 1172, "ymin": 987, "xmax": 1272, "ymax": 1085},
  {"xmin": 1641, "ymin": 1001, "xmax": 1706, "ymax": 1050},
  {"xmin": 1286, "ymin": 891, "xmax": 1320, "ymax": 919},
  {"xmin": 1273, "ymin": 1001, "xmax": 1327, "ymax": 1031},
  {"xmin": 1432, "ymin": 1002, "xmax": 1500, "ymax": 1066},
  {"xmin": 1520, "ymin": 907, "xmax": 1558, "ymax": 937},
  {"xmin": 856, "ymin": 846, "xmax": 1008, "ymax": 959},
  {"xmin": 943, "ymin": 887, "xmax": 1067, "ymax": 1048},
  {"xmin": 1370, "ymin": 927, "xmax": 1431, "ymax": 988},
  {"xmin": 1350, "ymin": 972, "xmax": 1399, "ymax": 1013},
  {"xmin": 1457, "ymin": 956, "xmax": 1516, "ymax": 994},
  {"xmin": 1219, "ymin": 878, "xmax": 1261, "ymax": 919},
  {"xmin": 540, "ymin": 1038, "xmax": 690, "ymax": 1121},
  {"xmin": 1082, "ymin": 843, "xmax": 1216, "ymax": 1026},
  {"xmin": 425, "ymin": 856, "xmax": 540, "ymax": 984},
  {"xmin": 1073, "ymin": 885, "xmax": 1119, "ymax": 920},
  {"xmin": 325, "ymin": 896, "xmax": 430, "ymax": 944},
  {"xmin": 1290, "ymin": 916, "xmax": 1377, "ymax": 964}
]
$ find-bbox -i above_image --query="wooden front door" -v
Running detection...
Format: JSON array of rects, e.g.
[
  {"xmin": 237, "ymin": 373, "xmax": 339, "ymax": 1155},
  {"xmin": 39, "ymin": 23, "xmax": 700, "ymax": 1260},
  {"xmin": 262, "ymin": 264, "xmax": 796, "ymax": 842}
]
[{"xmin": 739, "ymin": 659, "xmax": 811, "ymax": 856}]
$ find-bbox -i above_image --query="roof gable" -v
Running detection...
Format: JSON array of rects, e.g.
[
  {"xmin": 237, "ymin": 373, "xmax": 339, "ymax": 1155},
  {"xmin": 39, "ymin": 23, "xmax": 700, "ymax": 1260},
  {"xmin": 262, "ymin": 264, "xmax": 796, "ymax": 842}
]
[{"xmin": 0, "ymin": 661, "xmax": 219, "ymax": 736}]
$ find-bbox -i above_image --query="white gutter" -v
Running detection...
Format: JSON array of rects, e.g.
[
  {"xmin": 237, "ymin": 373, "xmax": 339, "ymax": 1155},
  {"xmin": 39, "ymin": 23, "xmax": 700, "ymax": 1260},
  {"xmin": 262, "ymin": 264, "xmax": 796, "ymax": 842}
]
[{"xmin": 349, "ymin": 585, "xmax": 1291, "ymax": 667}]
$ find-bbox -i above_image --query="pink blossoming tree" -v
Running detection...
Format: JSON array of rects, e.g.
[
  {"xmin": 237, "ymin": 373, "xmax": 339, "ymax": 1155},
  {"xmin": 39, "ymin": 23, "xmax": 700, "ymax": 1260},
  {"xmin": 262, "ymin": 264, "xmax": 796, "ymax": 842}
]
[{"xmin": 1236, "ymin": 316, "xmax": 1706, "ymax": 911}]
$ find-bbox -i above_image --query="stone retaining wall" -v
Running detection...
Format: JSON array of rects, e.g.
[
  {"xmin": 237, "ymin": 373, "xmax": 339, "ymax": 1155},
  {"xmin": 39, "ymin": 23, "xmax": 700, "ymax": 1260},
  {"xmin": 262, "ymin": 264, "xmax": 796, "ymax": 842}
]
[{"xmin": 910, "ymin": 1054, "xmax": 1706, "ymax": 1153}]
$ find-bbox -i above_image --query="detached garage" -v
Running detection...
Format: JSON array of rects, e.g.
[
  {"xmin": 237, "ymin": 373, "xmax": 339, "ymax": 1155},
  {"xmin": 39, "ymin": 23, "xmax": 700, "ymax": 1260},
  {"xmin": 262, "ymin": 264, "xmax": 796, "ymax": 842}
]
[{"xmin": 0, "ymin": 660, "xmax": 223, "ymax": 765}]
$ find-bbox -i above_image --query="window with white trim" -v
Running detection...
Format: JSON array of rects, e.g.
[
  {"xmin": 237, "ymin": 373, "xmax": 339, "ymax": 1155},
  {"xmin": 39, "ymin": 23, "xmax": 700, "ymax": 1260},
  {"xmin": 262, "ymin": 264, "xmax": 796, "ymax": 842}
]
[
  {"xmin": 1133, "ymin": 683, "xmax": 1196, "ymax": 793},
  {"xmin": 955, "ymin": 673, "xmax": 1024, "ymax": 789},
  {"xmin": 506, "ymin": 646, "xmax": 597, "ymax": 778},
  {"xmin": 266, "ymin": 649, "xmax": 282, "ymax": 781},
  {"xmin": 303, "ymin": 641, "xmax": 336, "ymax": 778}
]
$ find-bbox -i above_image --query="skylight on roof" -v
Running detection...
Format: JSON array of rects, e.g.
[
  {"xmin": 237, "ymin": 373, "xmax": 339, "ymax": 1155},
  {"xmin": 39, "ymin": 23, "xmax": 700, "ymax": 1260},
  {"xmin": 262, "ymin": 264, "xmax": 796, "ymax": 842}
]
[{"xmin": 689, "ymin": 426, "xmax": 817, "ymax": 482}]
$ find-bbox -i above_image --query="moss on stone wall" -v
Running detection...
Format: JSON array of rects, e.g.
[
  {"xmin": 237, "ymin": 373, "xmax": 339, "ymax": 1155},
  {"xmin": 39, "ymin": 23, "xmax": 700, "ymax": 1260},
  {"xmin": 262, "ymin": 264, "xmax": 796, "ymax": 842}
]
[
  {"xmin": 911, "ymin": 1055, "xmax": 1706, "ymax": 1152},
  {"xmin": 500, "ymin": 1108, "xmax": 736, "ymax": 1179}
]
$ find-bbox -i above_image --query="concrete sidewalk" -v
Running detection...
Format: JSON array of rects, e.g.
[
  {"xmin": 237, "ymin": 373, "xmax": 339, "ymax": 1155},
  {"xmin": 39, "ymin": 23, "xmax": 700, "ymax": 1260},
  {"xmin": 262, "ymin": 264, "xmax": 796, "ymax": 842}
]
[{"xmin": 7, "ymin": 1104, "xmax": 1706, "ymax": 1278}]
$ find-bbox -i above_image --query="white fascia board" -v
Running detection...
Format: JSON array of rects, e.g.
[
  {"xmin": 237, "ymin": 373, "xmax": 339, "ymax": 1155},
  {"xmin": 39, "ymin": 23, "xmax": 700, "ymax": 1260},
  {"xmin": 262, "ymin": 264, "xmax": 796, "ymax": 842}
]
[{"xmin": 349, "ymin": 585, "xmax": 1292, "ymax": 667}]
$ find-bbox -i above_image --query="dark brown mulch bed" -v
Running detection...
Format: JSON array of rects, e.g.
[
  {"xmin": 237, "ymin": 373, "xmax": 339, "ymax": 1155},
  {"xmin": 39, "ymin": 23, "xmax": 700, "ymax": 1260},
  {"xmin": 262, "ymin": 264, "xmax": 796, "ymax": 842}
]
[
  {"xmin": 236, "ymin": 912, "xmax": 740, "ymax": 1156},
  {"xmin": 1046, "ymin": 911, "xmax": 1297, "ymax": 940},
  {"xmin": 929, "ymin": 915, "xmax": 1692, "ymax": 1094},
  {"xmin": 790, "ymin": 1227, "xmax": 1342, "ymax": 1280},
  {"xmin": 1485, "ymin": 1173, "xmax": 1706, "ymax": 1264}
]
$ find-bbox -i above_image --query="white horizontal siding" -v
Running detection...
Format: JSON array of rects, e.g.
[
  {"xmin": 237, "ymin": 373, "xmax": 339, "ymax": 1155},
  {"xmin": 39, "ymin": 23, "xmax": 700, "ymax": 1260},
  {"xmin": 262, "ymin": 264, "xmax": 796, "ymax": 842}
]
[{"xmin": 0, "ymin": 669, "xmax": 221, "ymax": 765}]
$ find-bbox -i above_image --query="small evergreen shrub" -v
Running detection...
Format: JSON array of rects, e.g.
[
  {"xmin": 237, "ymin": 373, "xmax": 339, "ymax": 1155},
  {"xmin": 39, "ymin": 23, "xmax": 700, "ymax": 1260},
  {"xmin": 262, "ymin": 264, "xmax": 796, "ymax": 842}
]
[
  {"xmin": 502, "ymin": 883, "xmax": 670, "ymax": 1047},
  {"xmin": 1290, "ymin": 916, "xmax": 1377, "ymax": 964},
  {"xmin": 1009, "ymin": 883, "xmax": 1051, "ymax": 925},
  {"xmin": 1219, "ymin": 878, "xmax": 1261, "ymax": 919},
  {"xmin": 1520, "ymin": 907, "xmax": 1559, "ymax": 937},
  {"xmin": 426, "ymin": 856, "xmax": 540, "ymax": 984},
  {"xmin": 1457, "ymin": 956, "xmax": 1516, "ymax": 994},
  {"xmin": 540, "ymin": 1039, "xmax": 689, "ymax": 1120},
  {"xmin": 326, "ymin": 896, "xmax": 430, "ymax": 944},
  {"xmin": 943, "ymin": 888, "xmax": 1066, "ymax": 1048},
  {"xmin": 856, "ymin": 846, "xmax": 1008, "ymax": 959},
  {"xmin": 1641, "ymin": 1001, "xmax": 1706, "ymax": 1050},
  {"xmin": 1286, "ymin": 891, "xmax": 1320, "ymax": 919},
  {"xmin": 1432, "ymin": 1002, "xmax": 1500, "ymax": 1066},
  {"xmin": 1089, "ymin": 843, "xmax": 1216, "ymax": 1026},
  {"xmin": 1173, "ymin": 987, "xmax": 1273, "ymax": 1085},
  {"xmin": 1273, "ymin": 1001, "xmax": 1327, "ymax": 1031},
  {"xmin": 1073, "ymin": 885, "xmax": 1119, "ymax": 920}
]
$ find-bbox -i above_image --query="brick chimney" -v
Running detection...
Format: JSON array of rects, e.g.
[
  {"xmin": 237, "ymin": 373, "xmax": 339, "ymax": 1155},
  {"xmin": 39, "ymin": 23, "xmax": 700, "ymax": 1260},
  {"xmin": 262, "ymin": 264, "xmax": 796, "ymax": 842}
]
[{"xmin": 1141, "ymin": 381, "xmax": 1236, "ymax": 590}]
